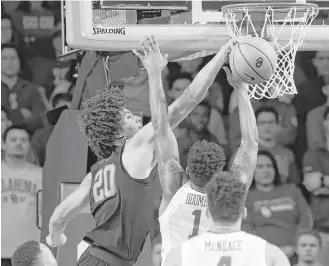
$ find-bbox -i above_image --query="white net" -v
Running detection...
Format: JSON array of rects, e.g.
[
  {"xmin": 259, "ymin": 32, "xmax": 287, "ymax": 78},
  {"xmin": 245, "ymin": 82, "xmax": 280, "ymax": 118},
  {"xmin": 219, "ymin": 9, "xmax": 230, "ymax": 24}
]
[{"xmin": 224, "ymin": 4, "xmax": 318, "ymax": 99}]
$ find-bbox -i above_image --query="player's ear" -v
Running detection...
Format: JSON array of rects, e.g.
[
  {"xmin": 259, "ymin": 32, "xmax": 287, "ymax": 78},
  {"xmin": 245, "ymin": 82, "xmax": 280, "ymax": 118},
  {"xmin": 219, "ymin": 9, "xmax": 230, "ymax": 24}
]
[{"xmin": 185, "ymin": 166, "xmax": 189, "ymax": 175}]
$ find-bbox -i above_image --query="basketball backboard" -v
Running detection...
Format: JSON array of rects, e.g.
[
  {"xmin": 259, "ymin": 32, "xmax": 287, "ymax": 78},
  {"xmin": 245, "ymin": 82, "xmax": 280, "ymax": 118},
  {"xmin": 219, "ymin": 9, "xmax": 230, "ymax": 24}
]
[{"xmin": 65, "ymin": 0, "xmax": 329, "ymax": 55}]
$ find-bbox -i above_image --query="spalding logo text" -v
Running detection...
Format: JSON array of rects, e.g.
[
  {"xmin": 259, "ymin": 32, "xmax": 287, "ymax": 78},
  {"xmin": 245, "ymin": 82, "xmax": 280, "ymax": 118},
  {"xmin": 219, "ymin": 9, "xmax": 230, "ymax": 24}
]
[{"xmin": 93, "ymin": 28, "xmax": 126, "ymax": 35}]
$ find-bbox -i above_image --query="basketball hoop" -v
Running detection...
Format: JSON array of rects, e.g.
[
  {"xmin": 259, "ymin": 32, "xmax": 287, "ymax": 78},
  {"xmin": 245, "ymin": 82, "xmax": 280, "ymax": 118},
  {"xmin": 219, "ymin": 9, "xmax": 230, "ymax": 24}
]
[{"xmin": 222, "ymin": 2, "xmax": 318, "ymax": 99}]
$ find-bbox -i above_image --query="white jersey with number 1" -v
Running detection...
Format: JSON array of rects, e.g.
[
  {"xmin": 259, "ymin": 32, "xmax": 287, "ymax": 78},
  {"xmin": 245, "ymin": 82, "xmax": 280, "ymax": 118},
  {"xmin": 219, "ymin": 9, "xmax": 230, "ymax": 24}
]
[
  {"xmin": 159, "ymin": 181, "xmax": 213, "ymax": 261},
  {"xmin": 180, "ymin": 231, "xmax": 267, "ymax": 266}
]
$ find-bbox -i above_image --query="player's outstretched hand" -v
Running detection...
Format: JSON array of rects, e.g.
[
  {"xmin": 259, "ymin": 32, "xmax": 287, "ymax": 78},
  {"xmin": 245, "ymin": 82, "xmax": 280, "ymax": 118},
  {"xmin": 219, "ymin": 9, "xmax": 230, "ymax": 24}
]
[
  {"xmin": 46, "ymin": 233, "xmax": 67, "ymax": 247},
  {"xmin": 223, "ymin": 66, "xmax": 247, "ymax": 91},
  {"xmin": 133, "ymin": 35, "xmax": 168, "ymax": 75}
]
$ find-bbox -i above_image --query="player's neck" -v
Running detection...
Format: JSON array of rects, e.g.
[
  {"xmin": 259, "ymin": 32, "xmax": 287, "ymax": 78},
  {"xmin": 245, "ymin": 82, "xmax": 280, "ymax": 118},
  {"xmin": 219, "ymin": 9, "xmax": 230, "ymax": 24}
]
[
  {"xmin": 208, "ymin": 222, "xmax": 241, "ymax": 234},
  {"xmin": 190, "ymin": 182, "xmax": 205, "ymax": 193}
]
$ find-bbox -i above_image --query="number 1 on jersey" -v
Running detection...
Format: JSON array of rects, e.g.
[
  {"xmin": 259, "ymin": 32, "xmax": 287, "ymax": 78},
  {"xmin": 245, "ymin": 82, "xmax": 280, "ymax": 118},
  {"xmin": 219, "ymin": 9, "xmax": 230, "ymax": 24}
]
[{"xmin": 189, "ymin": 209, "xmax": 202, "ymax": 238}]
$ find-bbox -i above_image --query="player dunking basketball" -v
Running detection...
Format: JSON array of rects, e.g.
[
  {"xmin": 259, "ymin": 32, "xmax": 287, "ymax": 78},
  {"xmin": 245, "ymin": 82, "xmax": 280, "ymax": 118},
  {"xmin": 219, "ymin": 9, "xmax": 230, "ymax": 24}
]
[
  {"xmin": 154, "ymin": 45, "xmax": 262, "ymax": 264},
  {"xmin": 161, "ymin": 67, "xmax": 290, "ymax": 266},
  {"xmin": 46, "ymin": 36, "xmax": 235, "ymax": 266}
]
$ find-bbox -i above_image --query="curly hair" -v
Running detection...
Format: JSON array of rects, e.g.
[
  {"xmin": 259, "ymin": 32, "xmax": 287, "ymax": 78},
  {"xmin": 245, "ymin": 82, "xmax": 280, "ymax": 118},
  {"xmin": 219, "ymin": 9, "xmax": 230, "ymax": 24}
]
[
  {"xmin": 206, "ymin": 171, "xmax": 247, "ymax": 223},
  {"xmin": 78, "ymin": 87, "xmax": 127, "ymax": 159},
  {"xmin": 187, "ymin": 140, "xmax": 226, "ymax": 188},
  {"xmin": 11, "ymin": 240, "xmax": 41, "ymax": 266}
]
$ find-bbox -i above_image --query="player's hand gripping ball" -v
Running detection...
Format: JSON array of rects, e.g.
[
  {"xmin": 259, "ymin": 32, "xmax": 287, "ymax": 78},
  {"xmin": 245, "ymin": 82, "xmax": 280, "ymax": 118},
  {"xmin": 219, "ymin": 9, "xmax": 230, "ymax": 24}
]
[
  {"xmin": 229, "ymin": 37, "xmax": 277, "ymax": 85},
  {"xmin": 46, "ymin": 233, "xmax": 67, "ymax": 247}
]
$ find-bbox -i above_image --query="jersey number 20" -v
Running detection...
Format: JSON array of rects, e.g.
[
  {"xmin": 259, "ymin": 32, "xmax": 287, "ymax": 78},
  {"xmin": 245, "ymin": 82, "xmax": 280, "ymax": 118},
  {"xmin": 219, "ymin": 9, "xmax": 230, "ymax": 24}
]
[{"xmin": 93, "ymin": 164, "xmax": 116, "ymax": 203}]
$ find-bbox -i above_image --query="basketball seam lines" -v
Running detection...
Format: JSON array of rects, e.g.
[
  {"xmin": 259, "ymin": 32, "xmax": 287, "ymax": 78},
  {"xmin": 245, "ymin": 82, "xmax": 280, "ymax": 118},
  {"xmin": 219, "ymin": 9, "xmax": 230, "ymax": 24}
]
[
  {"xmin": 232, "ymin": 50, "xmax": 250, "ymax": 84},
  {"xmin": 248, "ymin": 43, "xmax": 275, "ymax": 73},
  {"xmin": 238, "ymin": 43, "xmax": 267, "ymax": 81}
]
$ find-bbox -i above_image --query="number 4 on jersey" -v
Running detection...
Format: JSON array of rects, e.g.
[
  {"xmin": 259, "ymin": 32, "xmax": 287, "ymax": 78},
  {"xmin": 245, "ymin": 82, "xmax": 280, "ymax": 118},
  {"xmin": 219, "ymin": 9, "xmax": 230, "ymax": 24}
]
[
  {"xmin": 218, "ymin": 256, "xmax": 231, "ymax": 266},
  {"xmin": 93, "ymin": 164, "xmax": 116, "ymax": 203}
]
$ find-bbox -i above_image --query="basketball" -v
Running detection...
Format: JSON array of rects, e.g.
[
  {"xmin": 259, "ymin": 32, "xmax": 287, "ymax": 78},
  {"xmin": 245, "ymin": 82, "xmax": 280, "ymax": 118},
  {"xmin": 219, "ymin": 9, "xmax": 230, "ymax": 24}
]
[{"xmin": 229, "ymin": 37, "xmax": 277, "ymax": 85}]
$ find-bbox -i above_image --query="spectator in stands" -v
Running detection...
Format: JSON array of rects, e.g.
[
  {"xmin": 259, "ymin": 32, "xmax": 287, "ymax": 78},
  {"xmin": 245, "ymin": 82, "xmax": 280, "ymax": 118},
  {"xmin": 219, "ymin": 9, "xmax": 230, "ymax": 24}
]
[
  {"xmin": 302, "ymin": 107, "xmax": 329, "ymax": 265},
  {"xmin": 242, "ymin": 150, "xmax": 312, "ymax": 260},
  {"xmin": 293, "ymin": 51, "xmax": 329, "ymax": 165},
  {"xmin": 1, "ymin": 125, "xmax": 42, "ymax": 266},
  {"xmin": 1, "ymin": 15, "xmax": 21, "ymax": 49},
  {"xmin": 2, "ymin": 107, "xmax": 39, "ymax": 165},
  {"xmin": 31, "ymin": 93, "xmax": 72, "ymax": 167},
  {"xmin": 1, "ymin": 44, "xmax": 46, "ymax": 133},
  {"xmin": 294, "ymin": 229, "xmax": 324, "ymax": 266},
  {"xmin": 177, "ymin": 58, "xmax": 203, "ymax": 78},
  {"xmin": 177, "ymin": 101, "xmax": 218, "ymax": 169},
  {"xmin": 167, "ymin": 73, "xmax": 193, "ymax": 104},
  {"xmin": 29, "ymin": 31, "xmax": 75, "ymax": 100},
  {"xmin": 11, "ymin": 240, "xmax": 57, "ymax": 266},
  {"xmin": 229, "ymin": 92, "xmax": 298, "ymax": 151},
  {"xmin": 306, "ymin": 80, "xmax": 329, "ymax": 149},
  {"xmin": 205, "ymin": 81, "xmax": 228, "ymax": 148},
  {"xmin": 10, "ymin": 1, "xmax": 60, "ymax": 59},
  {"xmin": 251, "ymin": 106, "xmax": 299, "ymax": 184}
]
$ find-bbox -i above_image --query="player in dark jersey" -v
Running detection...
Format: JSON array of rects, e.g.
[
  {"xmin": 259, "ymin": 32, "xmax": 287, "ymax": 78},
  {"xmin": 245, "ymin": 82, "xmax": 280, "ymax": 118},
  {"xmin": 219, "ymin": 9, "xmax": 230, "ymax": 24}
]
[{"xmin": 46, "ymin": 36, "xmax": 235, "ymax": 266}]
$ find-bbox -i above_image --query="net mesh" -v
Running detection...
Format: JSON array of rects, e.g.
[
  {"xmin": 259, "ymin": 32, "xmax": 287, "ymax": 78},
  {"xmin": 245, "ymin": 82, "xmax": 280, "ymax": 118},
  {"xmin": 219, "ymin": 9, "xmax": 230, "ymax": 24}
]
[{"xmin": 225, "ymin": 5, "xmax": 318, "ymax": 99}]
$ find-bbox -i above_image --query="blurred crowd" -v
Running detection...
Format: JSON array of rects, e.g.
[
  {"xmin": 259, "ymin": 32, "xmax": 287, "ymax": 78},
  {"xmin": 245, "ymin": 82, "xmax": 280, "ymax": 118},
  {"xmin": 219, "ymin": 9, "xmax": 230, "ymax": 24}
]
[{"xmin": 1, "ymin": 1, "xmax": 329, "ymax": 266}]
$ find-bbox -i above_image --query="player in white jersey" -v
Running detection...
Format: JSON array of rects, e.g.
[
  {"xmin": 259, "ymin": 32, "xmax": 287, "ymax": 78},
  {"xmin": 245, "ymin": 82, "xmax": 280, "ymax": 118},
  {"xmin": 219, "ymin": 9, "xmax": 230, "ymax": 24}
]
[
  {"xmin": 156, "ymin": 41, "xmax": 261, "ymax": 263},
  {"xmin": 159, "ymin": 140, "xmax": 226, "ymax": 259},
  {"xmin": 163, "ymin": 172, "xmax": 291, "ymax": 266}
]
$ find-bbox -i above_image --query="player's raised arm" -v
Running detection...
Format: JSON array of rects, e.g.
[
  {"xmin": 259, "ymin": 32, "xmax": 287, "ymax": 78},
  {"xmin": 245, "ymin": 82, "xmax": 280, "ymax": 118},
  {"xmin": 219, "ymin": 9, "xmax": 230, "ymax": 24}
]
[
  {"xmin": 134, "ymin": 36, "xmax": 184, "ymax": 207},
  {"xmin": 130, "ymin": 36, "xmax": 236, "ymax": 147},
  {"xmin": 224, "ymin": 66, "xmax": 258, "ymax": 190},
  {"xmin": 167, "ymin": 39, "xmax": 236, "ymax": 129},
  {"xmin": 46, "ymin": 172, "xmax": 92, "ymax": 247}
]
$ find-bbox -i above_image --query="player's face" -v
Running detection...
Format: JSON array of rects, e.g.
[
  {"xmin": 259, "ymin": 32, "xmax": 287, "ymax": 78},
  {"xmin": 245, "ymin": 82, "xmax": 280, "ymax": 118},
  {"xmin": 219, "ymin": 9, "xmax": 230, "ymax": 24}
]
[
  {"xmin": 257, "ymin": 112, "xmax": 278, "ymax": 141},
  {"xmin": 3, "ymin": 129, "xmax": 30, "ymax": 157},
  {"xmin": 122, "ymin": 108, "xmax": 142, "ymax": 137},
  {"xmin": 188, "ymin": 105, "xmax": 210, "ymax": 132},
  {"xmin": 296, "ymin": 235, "xmax": 320, "ymax": 264},
  {"xmin": 169, "ymin": 78, "xmax": 191, "ymax": 101},
  {"xmin": 254, "ymin": 154, "xmax": 275, "ymax": 186},
  {"xmin": 313, "ymin": 51, "xmax": 329, "ymax": 78},
  {"xmin": 1, "ymin": 47, "xmax": 20, "ymax": 77},
  {"xmin": 38, "ymin": 243, "xmax": 58, "ymax": 266}
]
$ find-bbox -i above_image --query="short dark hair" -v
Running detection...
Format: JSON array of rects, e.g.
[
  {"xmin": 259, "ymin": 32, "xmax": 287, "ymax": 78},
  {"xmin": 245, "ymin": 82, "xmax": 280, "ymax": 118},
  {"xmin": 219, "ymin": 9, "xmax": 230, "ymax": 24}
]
[
  {"xmin": 11, "ymin": 240, "xmax": 41, "ymax": 266},
  {"xmin": 1, "ymin": 43, "xmax": 18, "ymax": 53},
  {"xmin": 52, "ymin": 93, "xmax": 72, "ymax": 108},
  {"xmin": 78, "ymin": 87, "xmax": 127, "ymax": 159},
  {"xmin": 195, "ymin": 101, "xmax": 211, "ymax": 114},
  {"xmin": 168, "ymin": 72, "xmax": 193, "ymax": 90},
  {"xmin": 206, "ymin": 171, "xmax": 247, "ymax": 223},
  {"xmin": 296, "ymin": 228, "xmax": 322, "ymax": 247},
  {"xmin": 3, "ymin": 124, "xmax": 30, "ymax": 142},
  {"xmin": 251, "ymin": 150, "xmax": 281, "ymax": 188},
  {"xmin": 255, "ymin": 106, "xmax": 279, "ymax": 123},
  {"xmin": 187, "ymin": 140, "xmax": 226, "ymax": 188},
  {"xmin": 323, "ymin": 106, "xmax": 329, "ymax": 120}
]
